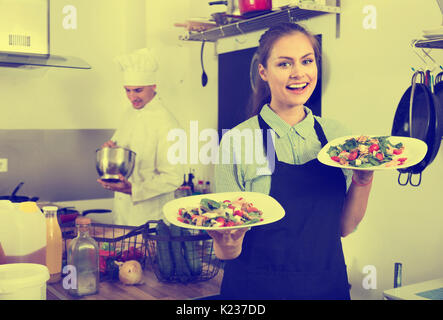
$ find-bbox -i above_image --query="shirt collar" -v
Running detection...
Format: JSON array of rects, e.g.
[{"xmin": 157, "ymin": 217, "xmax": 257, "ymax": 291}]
[{"xmin": 259, "ymin": 104, "xmax": 315, "ymax": 139}]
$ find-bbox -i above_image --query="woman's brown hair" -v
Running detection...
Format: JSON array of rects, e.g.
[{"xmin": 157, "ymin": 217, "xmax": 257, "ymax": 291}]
[{"xmin": 248, "ymin": 23, "xmax": 321, "ymax": 117}]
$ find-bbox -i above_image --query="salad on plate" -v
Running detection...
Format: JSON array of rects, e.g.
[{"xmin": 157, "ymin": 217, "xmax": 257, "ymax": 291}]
[
  {"xmin": 177, "ymin": 197, "xmax": 263, "ymax": 228},
  {"xmin": 327, "ymin": 135, "xmax": 407, "ymax": 168}
]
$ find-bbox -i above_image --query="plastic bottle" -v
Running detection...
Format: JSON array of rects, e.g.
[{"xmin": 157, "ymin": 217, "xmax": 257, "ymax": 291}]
[
  {"xmin": 67, "ymin": 217, "xmax": 99, "ymax": 297},
  {"xmin": 43, "ymin": 206, "xmax": 62, "ymax": 283},
  {"xmin": 196, "ymin": 180, "xmax": 204, "ymax": 194},
  {"xmin": 204, "ymin": 181, "xmax": 211, "ymax": 194},
  {"xmin": 0, "ymin": 200, "xmax": 46, "ymax": 265},
  {"xmin": 0, "ymin": 242, "xmax": 5, "ymax": 265},
  {"xmin": 394, "ymin": 262, "xmax": 402, "ymax": 288}
]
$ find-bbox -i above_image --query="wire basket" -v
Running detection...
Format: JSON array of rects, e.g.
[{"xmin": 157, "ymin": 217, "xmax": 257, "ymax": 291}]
[
  {"xmin": 61, "ymin": 222, "xmax": 151, "ymax": 282},
  {"xmin": 143, "ymin": 220, "xmax": 224, "ymax": 283}
]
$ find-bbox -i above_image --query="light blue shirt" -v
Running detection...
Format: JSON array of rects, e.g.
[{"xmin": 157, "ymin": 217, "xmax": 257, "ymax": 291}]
[{"xmin": 215, "ymin": 105, "xmax": 353, "ymax": 194}]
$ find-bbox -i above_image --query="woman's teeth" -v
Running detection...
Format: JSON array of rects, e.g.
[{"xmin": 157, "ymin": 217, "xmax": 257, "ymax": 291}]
[{"xmin": 287, "ymin": 83, "xmax": 308, "ymax": 90}]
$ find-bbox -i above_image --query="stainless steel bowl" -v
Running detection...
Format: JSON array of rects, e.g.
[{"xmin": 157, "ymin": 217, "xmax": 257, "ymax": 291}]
[{"xmin": 96, "ymin": 147, "xmax": 136, "ymax": 182}]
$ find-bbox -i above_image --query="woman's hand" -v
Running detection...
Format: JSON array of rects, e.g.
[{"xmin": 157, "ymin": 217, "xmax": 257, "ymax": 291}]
[
  {"xmin": 101, "ymin": 140, "xmax": 117, "ymax": 148},
  {"xmin": 97, "ymin": 174, "xmax": 132, "ymax": 195},
  {"xmin": 207, "ymin": 228, "xmax": 249, "ymax": 260}
]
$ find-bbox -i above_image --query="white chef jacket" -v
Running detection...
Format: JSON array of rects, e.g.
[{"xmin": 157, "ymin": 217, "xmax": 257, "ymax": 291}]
[{"xmin": 111, "ymin": 93, "xmax": 183, "ymax": 226}]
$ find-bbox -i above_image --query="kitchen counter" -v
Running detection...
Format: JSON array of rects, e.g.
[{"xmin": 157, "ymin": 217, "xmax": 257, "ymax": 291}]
[
  {"xmin": 47, "ymin": 266, "xmax": 223, "ymax": 300},
  {"xmin": 383, "ymin": 278, "xmax": 443, "ymax": 300}
]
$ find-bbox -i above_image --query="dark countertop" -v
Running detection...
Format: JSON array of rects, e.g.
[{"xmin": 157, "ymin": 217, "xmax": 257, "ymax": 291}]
[{"xmin": 47, "ymin": 266, "xmax": 223, "ymax": 300}]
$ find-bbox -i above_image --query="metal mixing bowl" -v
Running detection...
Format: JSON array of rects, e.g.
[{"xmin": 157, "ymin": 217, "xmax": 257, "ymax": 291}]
[{"xmin": 96, "ymin": 147, "xmax": 136, "ymax": 182}]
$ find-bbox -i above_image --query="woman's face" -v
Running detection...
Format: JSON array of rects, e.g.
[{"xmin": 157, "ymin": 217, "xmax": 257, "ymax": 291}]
[
  {"xmin": 124, "ymin": 85, "xmax": 156, "ymax": 109},
  {"xmin": 259, "ymin": 32, "xmax": 318, "ymax": 110}
]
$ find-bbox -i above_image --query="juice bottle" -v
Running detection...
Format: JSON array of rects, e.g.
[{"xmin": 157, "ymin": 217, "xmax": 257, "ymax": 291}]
[{"xmin": 43, "ymin": 206, "xmax": 62, "ymax": 283}]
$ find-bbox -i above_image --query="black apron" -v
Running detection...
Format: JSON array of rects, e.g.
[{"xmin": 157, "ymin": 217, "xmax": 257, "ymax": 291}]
[{"xmin": 219, "ymin": 115, "xmax": 350, "ymax": 300}]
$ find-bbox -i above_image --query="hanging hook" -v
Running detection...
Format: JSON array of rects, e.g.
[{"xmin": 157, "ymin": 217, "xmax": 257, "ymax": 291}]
[
  {"xmin": 411, "ymin": 39, "xmax": 442, "ymax": 73},
  {"xmin": 234, "ymin": 22, "xmax": 246, "ymax": 44},
  {"xmin": 287, "ymin": 8, "xmax": 295, "ymax": 23}
]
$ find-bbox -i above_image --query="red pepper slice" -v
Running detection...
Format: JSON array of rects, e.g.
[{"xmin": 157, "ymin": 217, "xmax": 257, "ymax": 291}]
[
  {"xmin": 233, "ymin": 210, "xmax": 243, "ymax": 216},
  {"xmin": 393, "ymin": 149, "xmax": 403, "ymax": 155},
  {"xmin": 331, "ymin": 156, "xmax": 340, "ymax": 162}
]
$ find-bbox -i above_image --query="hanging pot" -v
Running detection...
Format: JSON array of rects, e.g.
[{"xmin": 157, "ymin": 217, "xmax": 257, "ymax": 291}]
[
  {"xmin": 238, "ymin": 0, "xmax": 273, "ymax": 17},
  {"xmin": 391, "ymin": 70, "xmax": 443, "ymax": 186}
]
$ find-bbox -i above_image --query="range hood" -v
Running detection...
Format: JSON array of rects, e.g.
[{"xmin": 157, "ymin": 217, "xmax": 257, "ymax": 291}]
[{"xmin": 0, "ymin": 0, "xmax": 90, "ymax": 69}]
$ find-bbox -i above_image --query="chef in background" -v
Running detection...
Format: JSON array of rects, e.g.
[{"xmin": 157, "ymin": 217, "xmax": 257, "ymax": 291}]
[{"xmin": 97, "ymin": 48, "xmax": 183, "ymax": 226}]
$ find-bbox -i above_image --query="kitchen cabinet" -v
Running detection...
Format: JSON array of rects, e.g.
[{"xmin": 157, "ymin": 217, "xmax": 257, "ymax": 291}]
[
  {"xmin": 179, "ymin": 2, "xmax": 340, "ymax": 42},
  {"xmin": 47, "ymin": 267, "xmax": 223, "ymax": 300}
]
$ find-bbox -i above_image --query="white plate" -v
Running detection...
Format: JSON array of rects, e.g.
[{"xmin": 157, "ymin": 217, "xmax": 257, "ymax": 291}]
[
  {"xmin": 163, "ymin": 192, "xmax": 285, "ymax": 230},
  {"xmin": 317, "ymin": 135, "xmax": 428, "ymax": 171}
]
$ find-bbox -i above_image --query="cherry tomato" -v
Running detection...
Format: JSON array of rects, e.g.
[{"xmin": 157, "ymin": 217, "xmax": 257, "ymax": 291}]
[
  {"xmin": 348, "ymin": 151, "xmax": 358, "ymax": 161},
  {"xmin": 369, "ymin": 144, "xmax": 380, "ymax": 153},
  {"xmin": 376, "ymin": 152, "xmax": 384, "ymax": 161}
]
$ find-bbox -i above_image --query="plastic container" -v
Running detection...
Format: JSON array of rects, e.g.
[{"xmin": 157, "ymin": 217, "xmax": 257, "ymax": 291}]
[
  {"xmin": 0, "ymin": 200, "xmax": 46, "ymax": 265},
  {"xmin": 0, "ymin": 263, "xmax": 50, "ymax": 300}
]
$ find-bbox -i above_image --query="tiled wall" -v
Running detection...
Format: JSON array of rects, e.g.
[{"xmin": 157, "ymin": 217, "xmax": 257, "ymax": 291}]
[{"xmin": 0, "ymin": 129, "xmax": 115, "ymax": 201}]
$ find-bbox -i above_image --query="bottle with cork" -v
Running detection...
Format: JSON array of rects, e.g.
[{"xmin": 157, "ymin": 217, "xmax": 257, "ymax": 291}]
[{"xmin": 67, "ymin": 216, "xmax": 99, "ymax": 297}]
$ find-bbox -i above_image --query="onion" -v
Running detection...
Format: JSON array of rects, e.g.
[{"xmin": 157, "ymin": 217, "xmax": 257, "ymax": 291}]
[{"xmin": 115, "ymin": 260, "xmax": 144, "ymax": 285}]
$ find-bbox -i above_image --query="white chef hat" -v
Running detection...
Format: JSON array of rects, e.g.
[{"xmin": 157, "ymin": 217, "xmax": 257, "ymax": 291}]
[{"xmin": 114, "ymin": 48, "xmax": 158, "ymax": 86}]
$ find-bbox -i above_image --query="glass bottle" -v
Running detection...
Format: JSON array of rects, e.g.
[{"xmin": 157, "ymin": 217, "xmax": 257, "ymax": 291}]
[
  {"xmin": 67, "ymin": 217, "xmax": 99, "ymax": 297},
  {"xmin": 43, "ymin": 206, "xmax": 62, "ymax": 283}
]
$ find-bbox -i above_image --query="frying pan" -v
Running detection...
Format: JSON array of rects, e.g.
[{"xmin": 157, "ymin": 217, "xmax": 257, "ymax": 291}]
[
  {"xmin": 0, "ymin": 182, "xmax": 39, "ymax": 202},
  {"xmin": 391, "ymin": 70, "xmax": 443, "ymax": 186}
]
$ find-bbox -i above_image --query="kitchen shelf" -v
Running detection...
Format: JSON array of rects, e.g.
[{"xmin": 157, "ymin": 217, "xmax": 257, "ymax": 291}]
[{"xmin": 179, "ymin": 3, "xmax": 341, "ymax": 42}]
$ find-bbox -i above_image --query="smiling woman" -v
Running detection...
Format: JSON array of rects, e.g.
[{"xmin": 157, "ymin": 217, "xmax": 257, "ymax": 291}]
[{"xmin": 212, "ymin": 22, "xmax": 375, "ymax": 300}]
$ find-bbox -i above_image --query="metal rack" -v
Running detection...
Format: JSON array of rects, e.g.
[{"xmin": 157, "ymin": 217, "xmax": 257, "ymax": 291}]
[
  {"xmin": 414, "ymin": 38, "xmax": 443, "ymax": 49},
  {"xmin": 179, "ymin": 3, "xmax": 341, "ymax": 42}
]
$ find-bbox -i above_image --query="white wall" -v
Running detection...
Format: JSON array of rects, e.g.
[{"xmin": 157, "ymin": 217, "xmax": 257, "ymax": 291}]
[{"xmin": 145, "ymin": 0, "xmax": 219, "ymax": 186}]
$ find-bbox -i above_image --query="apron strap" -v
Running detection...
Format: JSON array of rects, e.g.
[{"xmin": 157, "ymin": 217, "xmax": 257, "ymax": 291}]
[{"xmin": 313, "ymin": 117, "xmax": 329, "ymax": 147}]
